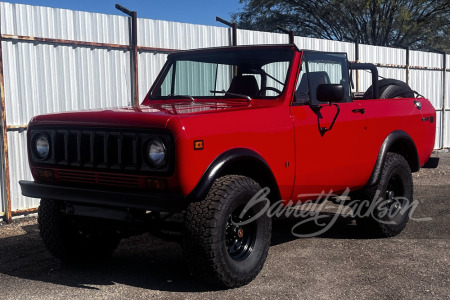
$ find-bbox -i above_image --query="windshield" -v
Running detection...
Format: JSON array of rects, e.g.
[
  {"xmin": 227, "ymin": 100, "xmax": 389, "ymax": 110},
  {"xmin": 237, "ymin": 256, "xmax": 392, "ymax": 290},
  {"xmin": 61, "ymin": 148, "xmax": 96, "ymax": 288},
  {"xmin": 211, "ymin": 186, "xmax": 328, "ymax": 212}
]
[{"xmin": 148, "ymin": 47, "xmax": 295, "ymax": 100}]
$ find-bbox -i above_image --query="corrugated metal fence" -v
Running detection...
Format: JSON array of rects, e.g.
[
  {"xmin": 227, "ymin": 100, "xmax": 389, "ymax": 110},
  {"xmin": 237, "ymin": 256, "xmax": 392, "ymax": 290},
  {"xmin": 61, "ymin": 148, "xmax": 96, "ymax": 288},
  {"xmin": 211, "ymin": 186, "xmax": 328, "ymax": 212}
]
[{"xmin": 0, "ymin": 2, "xmax": 448, "ymax": 222}]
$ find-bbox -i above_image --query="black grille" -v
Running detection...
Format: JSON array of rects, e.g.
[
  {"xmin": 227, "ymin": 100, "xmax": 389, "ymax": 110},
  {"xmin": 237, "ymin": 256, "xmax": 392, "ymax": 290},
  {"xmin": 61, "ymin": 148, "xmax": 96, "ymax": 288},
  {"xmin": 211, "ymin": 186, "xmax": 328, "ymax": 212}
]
[
  {"xmin": 29, "ymin": 128, "xmax": 173, "ymax": 175},
  {"xmin": 53, "ymin": 130, "xmax": 139, "ymax": 171}
]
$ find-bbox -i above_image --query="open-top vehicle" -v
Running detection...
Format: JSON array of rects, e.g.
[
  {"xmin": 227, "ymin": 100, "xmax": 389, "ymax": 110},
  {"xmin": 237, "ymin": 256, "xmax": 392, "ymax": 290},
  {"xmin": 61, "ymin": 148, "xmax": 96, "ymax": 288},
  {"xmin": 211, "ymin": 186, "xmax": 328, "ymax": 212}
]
[{"xmin": 20, "ymin": 44, "xmax": 436, "ymax": 288}]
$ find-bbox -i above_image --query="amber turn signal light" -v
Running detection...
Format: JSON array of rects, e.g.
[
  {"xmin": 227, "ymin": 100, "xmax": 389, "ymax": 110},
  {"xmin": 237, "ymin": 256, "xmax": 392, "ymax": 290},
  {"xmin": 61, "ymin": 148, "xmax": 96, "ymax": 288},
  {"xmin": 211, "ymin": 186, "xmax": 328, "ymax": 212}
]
[
  {"xmin": 146, "ymin": 178, "xmax": 168, "ymax": 191},
  {"xmin": 38, "ymin": 169, "xmax": 54, "ymax": 181},
  {"xmin": 194, "ymin": 140, "xmax": 204, "ymax": 150}
]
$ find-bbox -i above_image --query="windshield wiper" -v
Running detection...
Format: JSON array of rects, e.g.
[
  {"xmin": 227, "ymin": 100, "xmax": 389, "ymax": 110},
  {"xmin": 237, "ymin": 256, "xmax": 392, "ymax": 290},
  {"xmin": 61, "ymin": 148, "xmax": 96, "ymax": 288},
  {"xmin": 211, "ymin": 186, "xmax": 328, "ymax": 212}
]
[
  {"xmin": 210, "ymin": 90, "xmax": 252, "ymax": 101},
  {"xmin": 167, "ymin": 94, "xmax": 195, "ymax": 102}
]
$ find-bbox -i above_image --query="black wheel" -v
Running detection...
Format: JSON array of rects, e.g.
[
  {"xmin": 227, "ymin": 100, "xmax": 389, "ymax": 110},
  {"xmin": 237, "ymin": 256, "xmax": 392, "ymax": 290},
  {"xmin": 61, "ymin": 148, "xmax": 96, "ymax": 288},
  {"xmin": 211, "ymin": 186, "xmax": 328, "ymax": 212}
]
[
  {"xmin": 355, "ymin": 153, "xmax": 413, "ymax": 237},
  {"xmin": 183, "ymin": 175, "xmax": 271, "ymax": 288},
  {"xmin": 38, "ymin": 199, "xmax": 121, "ymax": 262},
  {"xmin": 364, "ymin": 79, "xmax": 414, "ymax": 99}
]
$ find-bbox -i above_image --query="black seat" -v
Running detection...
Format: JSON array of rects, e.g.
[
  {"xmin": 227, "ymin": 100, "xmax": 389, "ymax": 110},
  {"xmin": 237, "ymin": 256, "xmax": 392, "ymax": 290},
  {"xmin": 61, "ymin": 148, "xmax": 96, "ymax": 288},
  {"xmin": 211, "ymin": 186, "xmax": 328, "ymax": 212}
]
[
  {"xmin": 294, "ymin": 71, "xmax": 330, "ymax": 104},
  {"xmin": 227, "ymin": 75, "xmax": 259, "ymax": 96}
]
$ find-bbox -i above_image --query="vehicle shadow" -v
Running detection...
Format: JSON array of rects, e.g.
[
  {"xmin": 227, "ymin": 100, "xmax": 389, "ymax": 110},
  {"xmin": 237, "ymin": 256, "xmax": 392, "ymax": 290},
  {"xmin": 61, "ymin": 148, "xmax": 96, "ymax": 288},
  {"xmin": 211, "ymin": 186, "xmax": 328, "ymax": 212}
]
[
  {"xmin": 0, "ymin": 209, "xmax": 371, "ymax": 293},
  {"xmin": 0, "ymin": 221, "xmax": 216, "ymax": 292},
  {"xmin": 271, "ymin": 212, "xmax": 374, "ymax": 246}
]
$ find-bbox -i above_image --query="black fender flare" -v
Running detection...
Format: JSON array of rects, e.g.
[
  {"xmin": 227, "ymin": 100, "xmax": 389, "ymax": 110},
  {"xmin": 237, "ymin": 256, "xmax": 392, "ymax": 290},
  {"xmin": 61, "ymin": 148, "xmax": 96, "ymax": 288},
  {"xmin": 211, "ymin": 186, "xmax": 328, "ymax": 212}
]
[
  {"xmin": 186, "ymin": 148, "xmax": 281, "ymax": 203},
  {"xmin": 366, "ymin": 130, "xmax": 419, "ymax": 186}
]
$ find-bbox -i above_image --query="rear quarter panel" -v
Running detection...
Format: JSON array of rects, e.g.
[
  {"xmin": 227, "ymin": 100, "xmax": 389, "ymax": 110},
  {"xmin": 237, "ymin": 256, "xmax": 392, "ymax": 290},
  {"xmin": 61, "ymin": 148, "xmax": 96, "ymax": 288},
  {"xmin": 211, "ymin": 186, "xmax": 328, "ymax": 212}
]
[{"xmin": 357, "ymin": 97, "xmax": 436, "ymax": 169}]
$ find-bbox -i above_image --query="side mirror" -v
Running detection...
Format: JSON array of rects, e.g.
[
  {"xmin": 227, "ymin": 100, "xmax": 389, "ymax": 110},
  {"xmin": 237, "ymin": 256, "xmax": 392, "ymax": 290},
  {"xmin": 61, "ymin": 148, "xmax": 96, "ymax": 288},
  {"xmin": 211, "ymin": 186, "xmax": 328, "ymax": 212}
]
[{"xmin": 316, "ymin": 84, "xmax": 345, "ymax": 103}]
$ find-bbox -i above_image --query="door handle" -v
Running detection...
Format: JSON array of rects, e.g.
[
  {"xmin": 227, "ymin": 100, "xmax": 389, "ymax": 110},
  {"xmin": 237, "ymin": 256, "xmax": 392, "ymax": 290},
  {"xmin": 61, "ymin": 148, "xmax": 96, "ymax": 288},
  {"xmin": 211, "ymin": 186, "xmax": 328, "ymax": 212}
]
[{"xmin": 352, "ymin": 108, "xmax": 365, "ymax": 114}]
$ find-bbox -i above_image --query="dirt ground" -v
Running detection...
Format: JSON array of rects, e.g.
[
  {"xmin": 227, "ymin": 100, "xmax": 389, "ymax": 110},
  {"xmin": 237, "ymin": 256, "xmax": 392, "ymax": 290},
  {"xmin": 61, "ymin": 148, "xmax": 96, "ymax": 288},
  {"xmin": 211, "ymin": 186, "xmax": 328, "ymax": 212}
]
[{"xmin": 0, "ymin": 152, "xmax": 449, "ymax": 299}]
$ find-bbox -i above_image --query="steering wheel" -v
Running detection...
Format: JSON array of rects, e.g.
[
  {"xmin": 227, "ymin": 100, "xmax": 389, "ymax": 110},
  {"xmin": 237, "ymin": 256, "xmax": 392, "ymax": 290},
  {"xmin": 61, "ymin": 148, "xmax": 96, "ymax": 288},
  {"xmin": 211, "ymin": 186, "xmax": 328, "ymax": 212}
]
[{"xmin": 257, "ymin": 87, "xmax": 282, "ymax": 96}]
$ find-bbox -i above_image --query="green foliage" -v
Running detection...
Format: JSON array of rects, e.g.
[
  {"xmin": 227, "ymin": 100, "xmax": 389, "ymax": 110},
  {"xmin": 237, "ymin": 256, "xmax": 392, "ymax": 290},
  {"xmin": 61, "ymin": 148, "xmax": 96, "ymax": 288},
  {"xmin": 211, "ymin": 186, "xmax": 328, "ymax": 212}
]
[{"xmin": 232, "ymin": 0, "xmax": 450, "ymax": 52}]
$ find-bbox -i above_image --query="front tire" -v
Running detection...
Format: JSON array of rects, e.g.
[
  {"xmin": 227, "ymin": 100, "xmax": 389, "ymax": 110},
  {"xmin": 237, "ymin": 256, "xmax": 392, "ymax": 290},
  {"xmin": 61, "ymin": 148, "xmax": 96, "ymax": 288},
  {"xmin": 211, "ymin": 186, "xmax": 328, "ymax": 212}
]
[
  {"xmin": 38, "ymin": 199, "xmax": 121, "ymax": 262},
  {"xmin": 355, "ymin": 153, "xmax": 413, "ymax": 237},
  {"xmin": 183, "ymin": 175, "xmax": 271, "ymax": 288}
]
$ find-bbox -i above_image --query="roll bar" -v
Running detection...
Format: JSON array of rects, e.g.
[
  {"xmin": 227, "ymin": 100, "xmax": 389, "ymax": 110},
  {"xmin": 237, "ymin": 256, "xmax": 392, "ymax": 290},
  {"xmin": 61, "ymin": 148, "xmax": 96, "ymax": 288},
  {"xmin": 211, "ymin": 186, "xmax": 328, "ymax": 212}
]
[{"xmin": 350, "ymin": 63, "xmax": 379, "ymax": 99}]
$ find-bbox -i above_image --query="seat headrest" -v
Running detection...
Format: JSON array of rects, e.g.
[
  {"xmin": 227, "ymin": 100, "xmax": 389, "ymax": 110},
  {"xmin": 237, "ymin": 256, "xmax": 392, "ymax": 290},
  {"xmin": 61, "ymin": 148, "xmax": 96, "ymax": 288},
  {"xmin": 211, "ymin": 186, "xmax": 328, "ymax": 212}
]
[
  {"xmin": 227, "ymin": 75, "xmax": 259, "ymax": 96},
  {"xmin": 294, "ymin": 71, "xmax": 331, "ymax": 104},
  {"xmin": 295, "ymin": 73, "xmax": 310, "ymax": 104}
]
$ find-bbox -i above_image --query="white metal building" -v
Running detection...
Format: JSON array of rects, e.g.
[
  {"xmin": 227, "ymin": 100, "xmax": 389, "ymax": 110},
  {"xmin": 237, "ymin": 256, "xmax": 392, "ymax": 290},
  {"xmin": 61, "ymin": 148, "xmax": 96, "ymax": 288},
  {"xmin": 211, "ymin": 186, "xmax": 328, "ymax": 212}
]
[{"xmin": 0, "ymin": 2, "xmax": 448, "ymax": 222}]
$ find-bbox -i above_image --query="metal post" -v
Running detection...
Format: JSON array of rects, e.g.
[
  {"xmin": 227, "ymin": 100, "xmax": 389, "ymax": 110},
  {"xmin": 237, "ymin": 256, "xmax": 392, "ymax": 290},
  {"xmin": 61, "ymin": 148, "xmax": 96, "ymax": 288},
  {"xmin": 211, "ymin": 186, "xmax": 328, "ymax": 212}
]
[
  {"xmin": 116, "ymin": 4, "xmax": 139, "ymax": 107},
  {"xmin": 406, "ymin": 46, "xmax": 410, "ymax": 86},
  {"xmin": 355, "ymin": 40, "xmax": 360, "ymax": 92},
  {"xmin": 442, "ymin": 52, "xmax": 447, "ymax": 149},
  {"xmin": 232, "ymin": 23, "xmax": 237, "ymax": 46},
  {"xmin": 216, "ymin": 17, "xmax": 238, "ymax": 76},
  {"xmin": 277, "ymin": 26, "xmax": 295, "ymax": 44},
  {"xmin": 0, "ymin": 9, "xmax": 12, "ymax": 223},
  {"xmin": 216, "ymin": 17, "xmax": 237, "ymax": 46}
]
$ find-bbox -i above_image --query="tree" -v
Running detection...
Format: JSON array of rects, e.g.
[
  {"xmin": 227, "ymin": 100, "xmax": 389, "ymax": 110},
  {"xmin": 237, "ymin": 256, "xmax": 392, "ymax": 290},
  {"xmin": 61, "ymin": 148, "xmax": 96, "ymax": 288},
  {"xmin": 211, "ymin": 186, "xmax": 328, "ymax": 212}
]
[{"xmin": 232, "ymin": 0, "xmax": 450, "ymax": 52}]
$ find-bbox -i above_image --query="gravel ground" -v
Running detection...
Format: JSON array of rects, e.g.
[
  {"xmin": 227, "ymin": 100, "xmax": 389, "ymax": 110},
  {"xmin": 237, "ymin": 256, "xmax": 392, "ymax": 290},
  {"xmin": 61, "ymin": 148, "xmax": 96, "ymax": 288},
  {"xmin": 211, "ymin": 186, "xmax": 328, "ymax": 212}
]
[{"xmin": 0, "ymin": 152, "xmax": 449, "ymax": 299}]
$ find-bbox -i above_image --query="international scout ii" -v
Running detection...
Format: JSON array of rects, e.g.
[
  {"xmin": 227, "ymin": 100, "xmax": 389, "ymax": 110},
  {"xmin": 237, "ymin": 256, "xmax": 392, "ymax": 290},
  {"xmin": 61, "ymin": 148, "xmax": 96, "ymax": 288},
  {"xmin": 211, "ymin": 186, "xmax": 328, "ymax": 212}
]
[{"xmin": 20, "ymin": 44, "xmax": 436, "ymax": 287}]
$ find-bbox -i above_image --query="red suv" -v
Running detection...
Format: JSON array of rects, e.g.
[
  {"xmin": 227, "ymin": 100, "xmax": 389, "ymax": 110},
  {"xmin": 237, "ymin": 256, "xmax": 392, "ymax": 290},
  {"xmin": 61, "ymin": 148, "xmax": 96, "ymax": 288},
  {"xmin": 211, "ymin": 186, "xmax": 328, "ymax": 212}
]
[{"xmin": 20, "ymin": 44, "xmax": 436, "ymax": 288}]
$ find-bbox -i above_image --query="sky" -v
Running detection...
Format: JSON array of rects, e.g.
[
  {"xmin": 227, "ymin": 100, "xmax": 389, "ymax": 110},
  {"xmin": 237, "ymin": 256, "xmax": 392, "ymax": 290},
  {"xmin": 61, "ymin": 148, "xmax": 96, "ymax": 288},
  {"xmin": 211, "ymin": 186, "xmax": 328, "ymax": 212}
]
[{"xmin": 2, "ymin": 0, "xmax": 244, "ymax": 27}]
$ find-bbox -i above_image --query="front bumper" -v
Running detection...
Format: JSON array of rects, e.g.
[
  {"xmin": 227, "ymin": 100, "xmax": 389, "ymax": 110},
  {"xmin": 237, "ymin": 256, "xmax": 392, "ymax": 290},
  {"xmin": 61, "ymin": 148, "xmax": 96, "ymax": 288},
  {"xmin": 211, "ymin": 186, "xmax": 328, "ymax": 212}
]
[{"xmin": 19, "ymin": 180, "xmax": 185, "ymax": 212}]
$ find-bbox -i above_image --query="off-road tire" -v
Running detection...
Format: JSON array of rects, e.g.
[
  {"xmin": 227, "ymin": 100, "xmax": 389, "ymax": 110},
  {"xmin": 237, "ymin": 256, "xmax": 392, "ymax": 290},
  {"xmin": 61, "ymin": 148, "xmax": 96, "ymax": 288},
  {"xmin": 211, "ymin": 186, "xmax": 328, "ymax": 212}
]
[
  {"xmin": 364, "ymin": 79, "xmax": 415, "ymax": 99},
  {"xmin": 183, "ymin": 175, "xmax": 272, "ymax": 288},
  {"xmin": 38, "ymin": 199, "xmax": 121, "ymax": 262},
  {"xmin": 355, "ymin": 153, "xmax": 413, "ymax": 237}
]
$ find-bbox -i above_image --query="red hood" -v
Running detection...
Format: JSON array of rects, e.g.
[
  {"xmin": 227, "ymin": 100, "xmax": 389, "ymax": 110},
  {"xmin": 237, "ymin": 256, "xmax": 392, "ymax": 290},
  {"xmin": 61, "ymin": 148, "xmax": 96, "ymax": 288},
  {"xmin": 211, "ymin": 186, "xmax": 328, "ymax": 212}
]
[{"xmin": 29, "ymin": 100, "xmax": 259, "ymax": 129}]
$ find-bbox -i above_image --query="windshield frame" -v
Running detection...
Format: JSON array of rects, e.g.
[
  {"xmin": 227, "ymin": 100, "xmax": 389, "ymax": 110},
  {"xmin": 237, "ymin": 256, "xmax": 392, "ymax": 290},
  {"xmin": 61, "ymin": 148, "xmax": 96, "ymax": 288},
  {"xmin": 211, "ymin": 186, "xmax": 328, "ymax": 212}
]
[{"xmin": 145, "ymin": 45, "xmax": 298, "ymax": 101}]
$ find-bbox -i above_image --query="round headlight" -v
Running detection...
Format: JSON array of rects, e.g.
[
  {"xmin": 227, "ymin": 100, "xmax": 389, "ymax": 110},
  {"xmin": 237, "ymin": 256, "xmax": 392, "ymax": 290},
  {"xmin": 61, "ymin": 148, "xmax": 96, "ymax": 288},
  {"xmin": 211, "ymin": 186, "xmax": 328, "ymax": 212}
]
[
  {"xmin": 35, "ymin": 134, "xmax": 50, "ymax": 160},
  {"xmin": 147, "ymin": 139, "xmax": 166, "ymax": 168}
]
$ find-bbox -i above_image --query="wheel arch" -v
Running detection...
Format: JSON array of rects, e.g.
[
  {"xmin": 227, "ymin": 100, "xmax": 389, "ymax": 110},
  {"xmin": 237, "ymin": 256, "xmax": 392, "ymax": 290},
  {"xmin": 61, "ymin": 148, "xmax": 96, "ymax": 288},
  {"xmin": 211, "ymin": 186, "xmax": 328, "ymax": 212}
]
[
  {"xmin": 367, "ymin": 130, "xmax": 419, "ymax": 186},
  {"xmin": 186, "ymin": 148, "xmax": 281, "ymax": 203}
]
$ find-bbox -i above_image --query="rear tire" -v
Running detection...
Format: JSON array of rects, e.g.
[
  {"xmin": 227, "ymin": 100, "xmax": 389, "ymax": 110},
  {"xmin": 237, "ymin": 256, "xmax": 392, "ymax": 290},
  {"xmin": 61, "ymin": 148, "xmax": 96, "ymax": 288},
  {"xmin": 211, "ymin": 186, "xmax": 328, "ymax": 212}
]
[
  {"xmin": 183, "ymin": 175, "xmax": 271, "ymax": 288},
  {"xmin": 355, "ymin": 153, "xmax": 413, "ymax": 237},
  {"xmin": 38, "ymin": 199, "xmax": 121, "ymax": 262}
]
